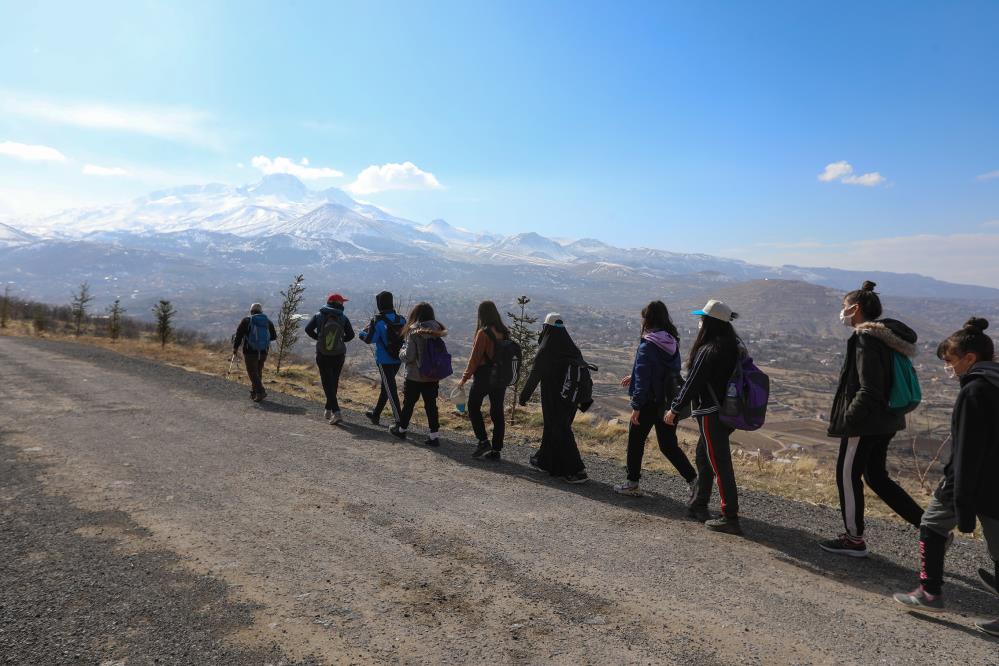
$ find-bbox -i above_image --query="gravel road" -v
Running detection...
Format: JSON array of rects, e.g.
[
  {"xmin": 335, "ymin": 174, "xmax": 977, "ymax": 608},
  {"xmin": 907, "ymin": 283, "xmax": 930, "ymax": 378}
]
[{"xmin": 1, "ymin": 335, "xmax": 998, "ymax": 665}]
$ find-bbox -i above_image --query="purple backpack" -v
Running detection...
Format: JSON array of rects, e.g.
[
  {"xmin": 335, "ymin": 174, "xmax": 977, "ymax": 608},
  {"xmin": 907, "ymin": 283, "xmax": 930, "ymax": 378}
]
[
  {"xmin": 713, "ymin": 350, "xmax": 769, "ymax": 431},
  {"xmin": 419, "ymin": 336, "xmax": 453, "ymax": 381}
]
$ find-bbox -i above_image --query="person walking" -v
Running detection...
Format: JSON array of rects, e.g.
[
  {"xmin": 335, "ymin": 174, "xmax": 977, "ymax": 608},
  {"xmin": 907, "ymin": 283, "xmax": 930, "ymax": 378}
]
[
  {"xmin": 820, "ymin": 281, "xmax": 924, "ymax": 557},
  {"xmin": 390, "ymin": 302, "xmax": 449, "ymax": 446},
  {"xmin": 232, "ymin": 303, "xmax": 277, "ymax": 402},
  {"xmin": 519, "ymin": 313, "xmax": 588, "ymax": 484},
  {"xmin": 459, "ymin": 301, "xmax": 510, "ymax": 460},
  {"xmin": 359, "ymin": 291, "xmax": 406, "ymax": 427},
  {"xmin": 665, "ymin": 299, "xmax": 742, "ymax": 535},
  {"xmin": 615, "ymin": 301, "xmax": 697, "ymax": 498},
  {"xmin": 892, "ymin": 318, "xmax": 999, "ymax": 634},
  {"xmin": 305, "ymin": 293, "xmax": 355, "ymax": 425}
]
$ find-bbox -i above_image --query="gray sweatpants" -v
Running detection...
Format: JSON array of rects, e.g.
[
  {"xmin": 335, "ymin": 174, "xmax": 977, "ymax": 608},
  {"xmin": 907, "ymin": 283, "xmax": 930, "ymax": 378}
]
[{"xmin": 921, "ymin": 480, "xmax": 999, "ymax": 561}]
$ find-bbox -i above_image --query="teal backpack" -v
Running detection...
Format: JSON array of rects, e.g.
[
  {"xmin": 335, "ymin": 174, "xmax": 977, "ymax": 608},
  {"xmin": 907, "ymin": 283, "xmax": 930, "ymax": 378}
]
[{"xmin": 889, "ymin": 351, "xmax": 921, "ymax": 413}]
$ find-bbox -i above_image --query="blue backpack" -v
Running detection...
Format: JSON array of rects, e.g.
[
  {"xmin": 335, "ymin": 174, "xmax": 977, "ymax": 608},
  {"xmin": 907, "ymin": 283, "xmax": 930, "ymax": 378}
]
[
  {"xmin": 246, "ymin": 313, "xmax": 271, "ymax": 353},
  {"xmin": 419, "ymin": 336, "xmax": 453, "ymax": 380},
  {"xmin": 889, "ymin": 351, "xmax": 921, "ymax": 413}
]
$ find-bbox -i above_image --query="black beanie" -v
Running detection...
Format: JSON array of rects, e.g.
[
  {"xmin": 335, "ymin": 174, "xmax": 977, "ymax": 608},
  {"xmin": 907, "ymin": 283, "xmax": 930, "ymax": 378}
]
[{"xmin": 376, "ymin": 291, "xmax": 394, "ymax": 312}]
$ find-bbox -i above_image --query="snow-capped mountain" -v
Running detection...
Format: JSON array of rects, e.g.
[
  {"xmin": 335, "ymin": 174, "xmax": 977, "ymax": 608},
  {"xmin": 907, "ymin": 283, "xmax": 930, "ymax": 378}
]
[{"xmin": 0, "ymin": 221, "xmax": 36, "ymax": 245}]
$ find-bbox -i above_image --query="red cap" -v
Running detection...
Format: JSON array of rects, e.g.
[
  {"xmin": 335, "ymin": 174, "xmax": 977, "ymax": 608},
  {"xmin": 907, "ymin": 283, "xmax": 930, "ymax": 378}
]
[{"xmin": 326, "ymin": 293, "xmax": 349, "ymax": 303}]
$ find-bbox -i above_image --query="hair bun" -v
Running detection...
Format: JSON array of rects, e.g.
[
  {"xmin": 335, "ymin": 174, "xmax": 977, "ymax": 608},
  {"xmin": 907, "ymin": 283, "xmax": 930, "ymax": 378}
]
[
  {"xmin": 861, "ymin": 280, "xmax": 877, "ymax": 292},
  {"xmin": 964, "ymin": 317, "xmax": 989, "ymax": 332}
]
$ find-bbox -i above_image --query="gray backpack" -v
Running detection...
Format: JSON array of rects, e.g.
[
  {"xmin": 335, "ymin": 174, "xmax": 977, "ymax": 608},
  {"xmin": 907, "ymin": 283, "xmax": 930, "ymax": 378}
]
[{"xmin": 317, "ymin": 312, "xmax": 346, "ymax": 356}]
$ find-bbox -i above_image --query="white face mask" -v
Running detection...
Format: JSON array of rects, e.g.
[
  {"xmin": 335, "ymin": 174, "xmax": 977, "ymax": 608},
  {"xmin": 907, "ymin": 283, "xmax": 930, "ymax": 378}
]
[
  {"xmin": 944, "ymin": 365, "xmax": 957, "ymax": 380},
  {"xmin": 839, "ymin": 306, "xmax": 856, "ymax": 327},
  {"xmin": 697, "ymin": 319, "xmax": 704, "ymax": 331}
]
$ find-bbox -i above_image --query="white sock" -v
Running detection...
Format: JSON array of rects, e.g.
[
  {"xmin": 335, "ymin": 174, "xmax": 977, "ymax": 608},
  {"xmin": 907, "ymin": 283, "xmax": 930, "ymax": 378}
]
[{"xmin": 428, "ymin": 432, "xmax": 439, "ymax": 440}]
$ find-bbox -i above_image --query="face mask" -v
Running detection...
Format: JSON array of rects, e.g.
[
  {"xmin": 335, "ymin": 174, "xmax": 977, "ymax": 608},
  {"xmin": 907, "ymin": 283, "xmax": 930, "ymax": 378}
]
[
  {"xmin": 839, "ymin": 306, "xmax": 856, "ymax": 327},
  {"xmin": 944, "ymin": 365, "xmax": 957, "ymax": 380},
  {"xmin": 697, "ymin": 320, "xmax": 704, "ymax": 331}
]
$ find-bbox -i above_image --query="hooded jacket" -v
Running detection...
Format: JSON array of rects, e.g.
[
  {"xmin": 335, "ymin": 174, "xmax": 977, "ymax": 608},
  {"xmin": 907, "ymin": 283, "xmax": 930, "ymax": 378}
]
[
  {"xmin": 359, "ymin": 310, "xmax": 406, "ymax": 365},
  {"xmin": 400, "ymin": 320, "xmax": 447, "ymax": 382},
  {"xmin": 946, "ymin": 362, "xmax": 999, "ymax": 531},
  {"xmin": 304, "ymin": 303, "xmax": 356, "ymax": 349},
  {"xmin": 629, "ymin": 330, "xmax": 682, "ymax": 410},
  {"xmin": 828, "ymin": 319, "xmax": 918, "ymax": 437},
  {"xmin": 519, "ymin": 324, "xmax": 584, "ymax": 406}
]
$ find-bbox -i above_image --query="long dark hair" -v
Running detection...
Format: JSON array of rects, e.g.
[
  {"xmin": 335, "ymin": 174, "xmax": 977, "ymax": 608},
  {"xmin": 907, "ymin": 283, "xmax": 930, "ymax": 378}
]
[
  {"xmin": 937, "ymin": 317, "xmax": 994, "ymax": 362},
  {"xmin": 402, "ymin": 301, "xmax": 436, "ymax": 336},
  {"xmin": 845, "ymin": 280, "xmax": 883, "ymax": 321},
  {"xmin": 687, "ymin": 315, "xmax": 738, "ymax": 369},
  {"xmin": 641, "ymin": 300, "xmax": 679, "ymax": 341},
  {"xmin": 477, "ymin": 300, "xmax": 509, "ymax": 336}
]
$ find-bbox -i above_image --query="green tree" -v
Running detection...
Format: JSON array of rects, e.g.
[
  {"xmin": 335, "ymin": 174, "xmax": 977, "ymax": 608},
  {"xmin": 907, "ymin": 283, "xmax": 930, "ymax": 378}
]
[
  {"xmin": 275, "ymin": 274, "xmax": 307, "ymax": 373},
  {"xmin": 70, "ymin": 281, "xmax": 94, "ymax": 336},
  {"xmin": 32, "ymin": 305, "xmax": 47, "ymax": 335},
  {"xmin": 0, "ymin": 285, "xmax": 10, "ymax": 329},
  {"xmin": 151, "ymin": 299, "xmax": 176, "ymax": 348},
  {"xmin": 506, "ymin": 295, "xmax": 539, "ymax": 424},
  {"xmin": 107, "ymin": 298, "xmax": 126, "ymax": 342}
]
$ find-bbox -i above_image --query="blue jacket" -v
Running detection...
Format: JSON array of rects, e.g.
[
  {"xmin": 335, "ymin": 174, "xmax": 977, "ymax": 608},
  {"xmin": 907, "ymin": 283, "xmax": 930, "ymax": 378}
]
[
  {"xmin": 359, "ymin": 310, "xmax": 406, "ymax": 365},
  {"xmin": 305, "ymin": 305, "xmax": 355, "ymax": 348},
  {"xmin": 629, "ymin": 330, "xmax": 681, "ymax": 410}
]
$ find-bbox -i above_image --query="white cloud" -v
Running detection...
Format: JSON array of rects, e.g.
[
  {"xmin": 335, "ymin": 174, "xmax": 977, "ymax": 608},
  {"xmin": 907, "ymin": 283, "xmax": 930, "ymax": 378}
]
[
  {"xmin": 346, "ymin": 161, "xmax": 442, "ymax": 195},
  {"xmin": 977, "ymin": 170, "xmax": 999, "ymax": 182},
  {"xmin": 0, "ymin": 92, "xmax": 213, "ymax": 145},
  {"xmin": 82, "ymin": 164, "xmax": 128, "ymax": 176},
  {"xmin": 0, "ymin": 140, "xmax": 67, "ymax": 162},
  {"xmin": 250, "ymin": 155, "xmax": 343, "ymax": 180},
  {"xmin": 982, "ymin": 219, "xmax": 999, "ymax": 229},
  {"xmin": 817, "ymin": 160, "xmax": 885, "ymax": 187}
]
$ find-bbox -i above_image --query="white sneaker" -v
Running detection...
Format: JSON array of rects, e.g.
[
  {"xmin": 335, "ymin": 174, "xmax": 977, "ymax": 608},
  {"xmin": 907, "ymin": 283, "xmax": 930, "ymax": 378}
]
[
  {"xmin": 324, "ymin": 409, "xmax": 332, "ymax": 420},
  {"xmin": 329, "ymin": 411, "xmax": 343, "ymax": 425},
  {"xmin": 614, "ymin": 480, "xmax": 643, "ymax": 497}
]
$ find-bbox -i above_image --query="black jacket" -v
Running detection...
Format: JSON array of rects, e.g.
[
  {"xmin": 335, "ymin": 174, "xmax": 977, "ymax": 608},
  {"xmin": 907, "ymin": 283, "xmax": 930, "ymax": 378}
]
[
  {"xmin": 670, "ymin": 339, "xmax": 739, "ymax": 418},
  {"xmin": 233, "ymin": 315, "xmax": 277, "ymax": 353},
  {"xmin": 946, "ymin": 362, "xmax": 999, "ymax": 531},
  {"xmin": 519, "ymin": 325, "xmax": 583, "ymax": 406},
  {"xmin": 828, "ymin": 319, "xmax": 917, "ymax": 438}
]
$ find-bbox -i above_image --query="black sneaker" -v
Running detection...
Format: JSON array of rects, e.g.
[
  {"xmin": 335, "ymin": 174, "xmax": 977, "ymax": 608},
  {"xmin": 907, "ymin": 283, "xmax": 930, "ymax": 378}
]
[
  {"xmin": 975, "ymin": 617, "xmax": 999, "ymax": 637},
  {"xmin": 563, "ymin": 472, "xmax": 588, "ymax": 484},
  {"xmin": 389, "ymin": 426, "xmax": 407, "ymax": 440},
  {"xmin": 979, "ymin": 568, "xmax": 999, "ymax": 596},
  {"xmin": 819, "ymin": 533, "xmax": 869, "ymax": 558},
  {"xmin": 424, "ymin": 436, "xmax": 440, "ymax": 447},
  {"xmin": 529, "ymin": 454, "xmax": 542, "ymax": 470},
  {"xmin": 472, "ymin": 441, "xmax": 491, "ymax": 458},
  {"xmin": 705, "ymin": 516, "xmax": 743, "ymax": 535},
  {"xmin": 687, "ymin": 506, "xmax": 711, "ymax": 523},
  {"xmin": 365, "ymin": 410, "xmax": 380, "ymax": 426},
  {"xmin": 485, "ymin": 450, "xmax": 501, "ymax": 460}
]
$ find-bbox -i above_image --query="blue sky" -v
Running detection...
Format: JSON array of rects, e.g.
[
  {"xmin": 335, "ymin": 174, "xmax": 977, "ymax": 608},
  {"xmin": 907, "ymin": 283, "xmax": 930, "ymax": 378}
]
[{"xmin": 1, "ymin": 1, "xmax": 998, "ymax": 284}]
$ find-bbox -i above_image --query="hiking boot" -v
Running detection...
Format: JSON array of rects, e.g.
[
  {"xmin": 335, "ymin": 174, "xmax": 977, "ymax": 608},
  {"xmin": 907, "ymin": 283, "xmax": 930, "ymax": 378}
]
[
  {"xmin": 258, "ymin": 390, "xmax": 267, "ymax": 401},
  {"xmin": 529, "ymin": 454, "xmax": 542, "ymax": 471},
  {"xmin": 485, "ymin": 450, "xmax": 501, "ymax": 461},
  {"xmin": 389, "ymin": 426, "xmax": 407, "ymax": 441},
  {"xmin": 365, "ymin": 410, "xmax": 380, "ymax": 425},
  {"xmin": 472, "ymin": 441, "xmax": 492, "ymax": 458},
  {"xmin": 324, "ymin": 409, "xmax": 332, "ymax": 420},
  {"xmin": 424, "ymin": 436, "xmax": 440, "ymax": 447},
  {"xmin": 979, "ymin": 568, "xmax": 999, "ymax": 596},
  {"xmin": 893, "ymin": 587, "xmax": 944, "ymax": 613},
  {"xmin": 687, "ymin": 505, "xmax": 711, "ymax": 523},
  {"xmin": 563, "ymin": 472, "xmax": 589, "ymax": 484},
  {"xmin": 819, "ymin": 533, "xmax": 869, "ymax": 558},
  {"xmin": 614, "ymin": 480, "xmax": 643, "ymax": 497},
  {"xmin": 975, "ymin": 617, "xmax": 999, "ymax": 637},
  {"xmin": 705, "ymin": 516, "xmax": 743, "ymax": 535},
  {"xmin": 329, "ymin": 411, "xmax": 343, "ymax": 425}
]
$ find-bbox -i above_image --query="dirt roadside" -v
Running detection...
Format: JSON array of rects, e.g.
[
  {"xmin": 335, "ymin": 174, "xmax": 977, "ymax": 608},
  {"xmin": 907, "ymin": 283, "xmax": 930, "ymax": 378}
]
[{"xmin": 1, "ymin": 336, "xmax": 997, "ymax": 665}]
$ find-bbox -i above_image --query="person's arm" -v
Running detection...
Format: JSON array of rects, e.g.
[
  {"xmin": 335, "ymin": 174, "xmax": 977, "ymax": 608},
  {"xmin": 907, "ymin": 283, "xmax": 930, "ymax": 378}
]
[
  {"xmin": 669, "ymin": 346, "xmax": 711, "ymax": 416},
  {"xmin": 844, "ymin": 337, "xmax": 887, "ymax": 429},
  {"xmin": 629, "ymin": 343, "xmax": 652, "ymax": 411},
  {"xmin": 372, "ymin": 319, "xmax": 388, "ymax": 350},
  {"xmin": 304, "ymin": 314, "xmax": 319, "ymax": 340},
  {"xmin": 954, "ymin": 389, "xmax": 988, "ymax": 533},
  {"xmin": 268, "ymin": 320, "xmax": 277, "ymax": 342},
  {"xmin": 400, "ymin": 332, "xmax": 417, "ymax": 364},
  {"xmin": 233, "ymin": 318, "xmax": 249, "ymax": 351},
  {"xmin": 343, "ymin": 316, "xmax": 355, "ymax": 342},
  {"xmin": 518, "ymin": 345, "xmax": 547, "ymax": 405},
  {"xmin": 461, "ymin": 330, "xmax": 488, "ymax": 383}
]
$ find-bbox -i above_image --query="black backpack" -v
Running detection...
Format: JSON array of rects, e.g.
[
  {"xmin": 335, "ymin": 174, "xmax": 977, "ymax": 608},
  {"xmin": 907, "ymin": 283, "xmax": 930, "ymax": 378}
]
[
  {"xmin": 561, "ymin": 360, "xmax": 598, "ymax": 412},
  {"xmin": 485, "ymin": 328, "xmax": 522, "ymax": 387},
  {"xmin": 317, "ymin": 311, "xmax": 347, "ymax": 356},
  {"xmin": 379, "ymin": 314, "xmax": 405, "ymax": 360}
]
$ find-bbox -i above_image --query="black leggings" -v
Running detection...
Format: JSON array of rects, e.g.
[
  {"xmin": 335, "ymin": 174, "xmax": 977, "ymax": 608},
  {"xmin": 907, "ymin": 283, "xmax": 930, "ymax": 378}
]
[
  {"xmin": 836, "ymin": 433, "xmax": 924, "ymax": 537},
  {"xmin": 626, "ymin": 401, "xmax": 696, "ymax": 483},
  {"xmin": 467, "ymin": 368, "xmax": 506, "ymax": 450},
  {"xmin": 399, "ymin": 379, "xmax": 440, "ymax": 433},
  {"xmin": 373, "ymin": 362, "xmax": 401, "ymax": 422},
  {"xmin": 316, "ymin": 353, "xmax": 345, "ymax": 411}
]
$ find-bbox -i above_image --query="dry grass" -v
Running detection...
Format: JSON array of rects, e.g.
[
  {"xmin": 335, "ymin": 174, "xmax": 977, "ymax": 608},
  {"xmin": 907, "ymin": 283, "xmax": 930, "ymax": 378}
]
[{"xmin": 1, "ymin": 319, "xmax": 939, "ymax": 526}]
